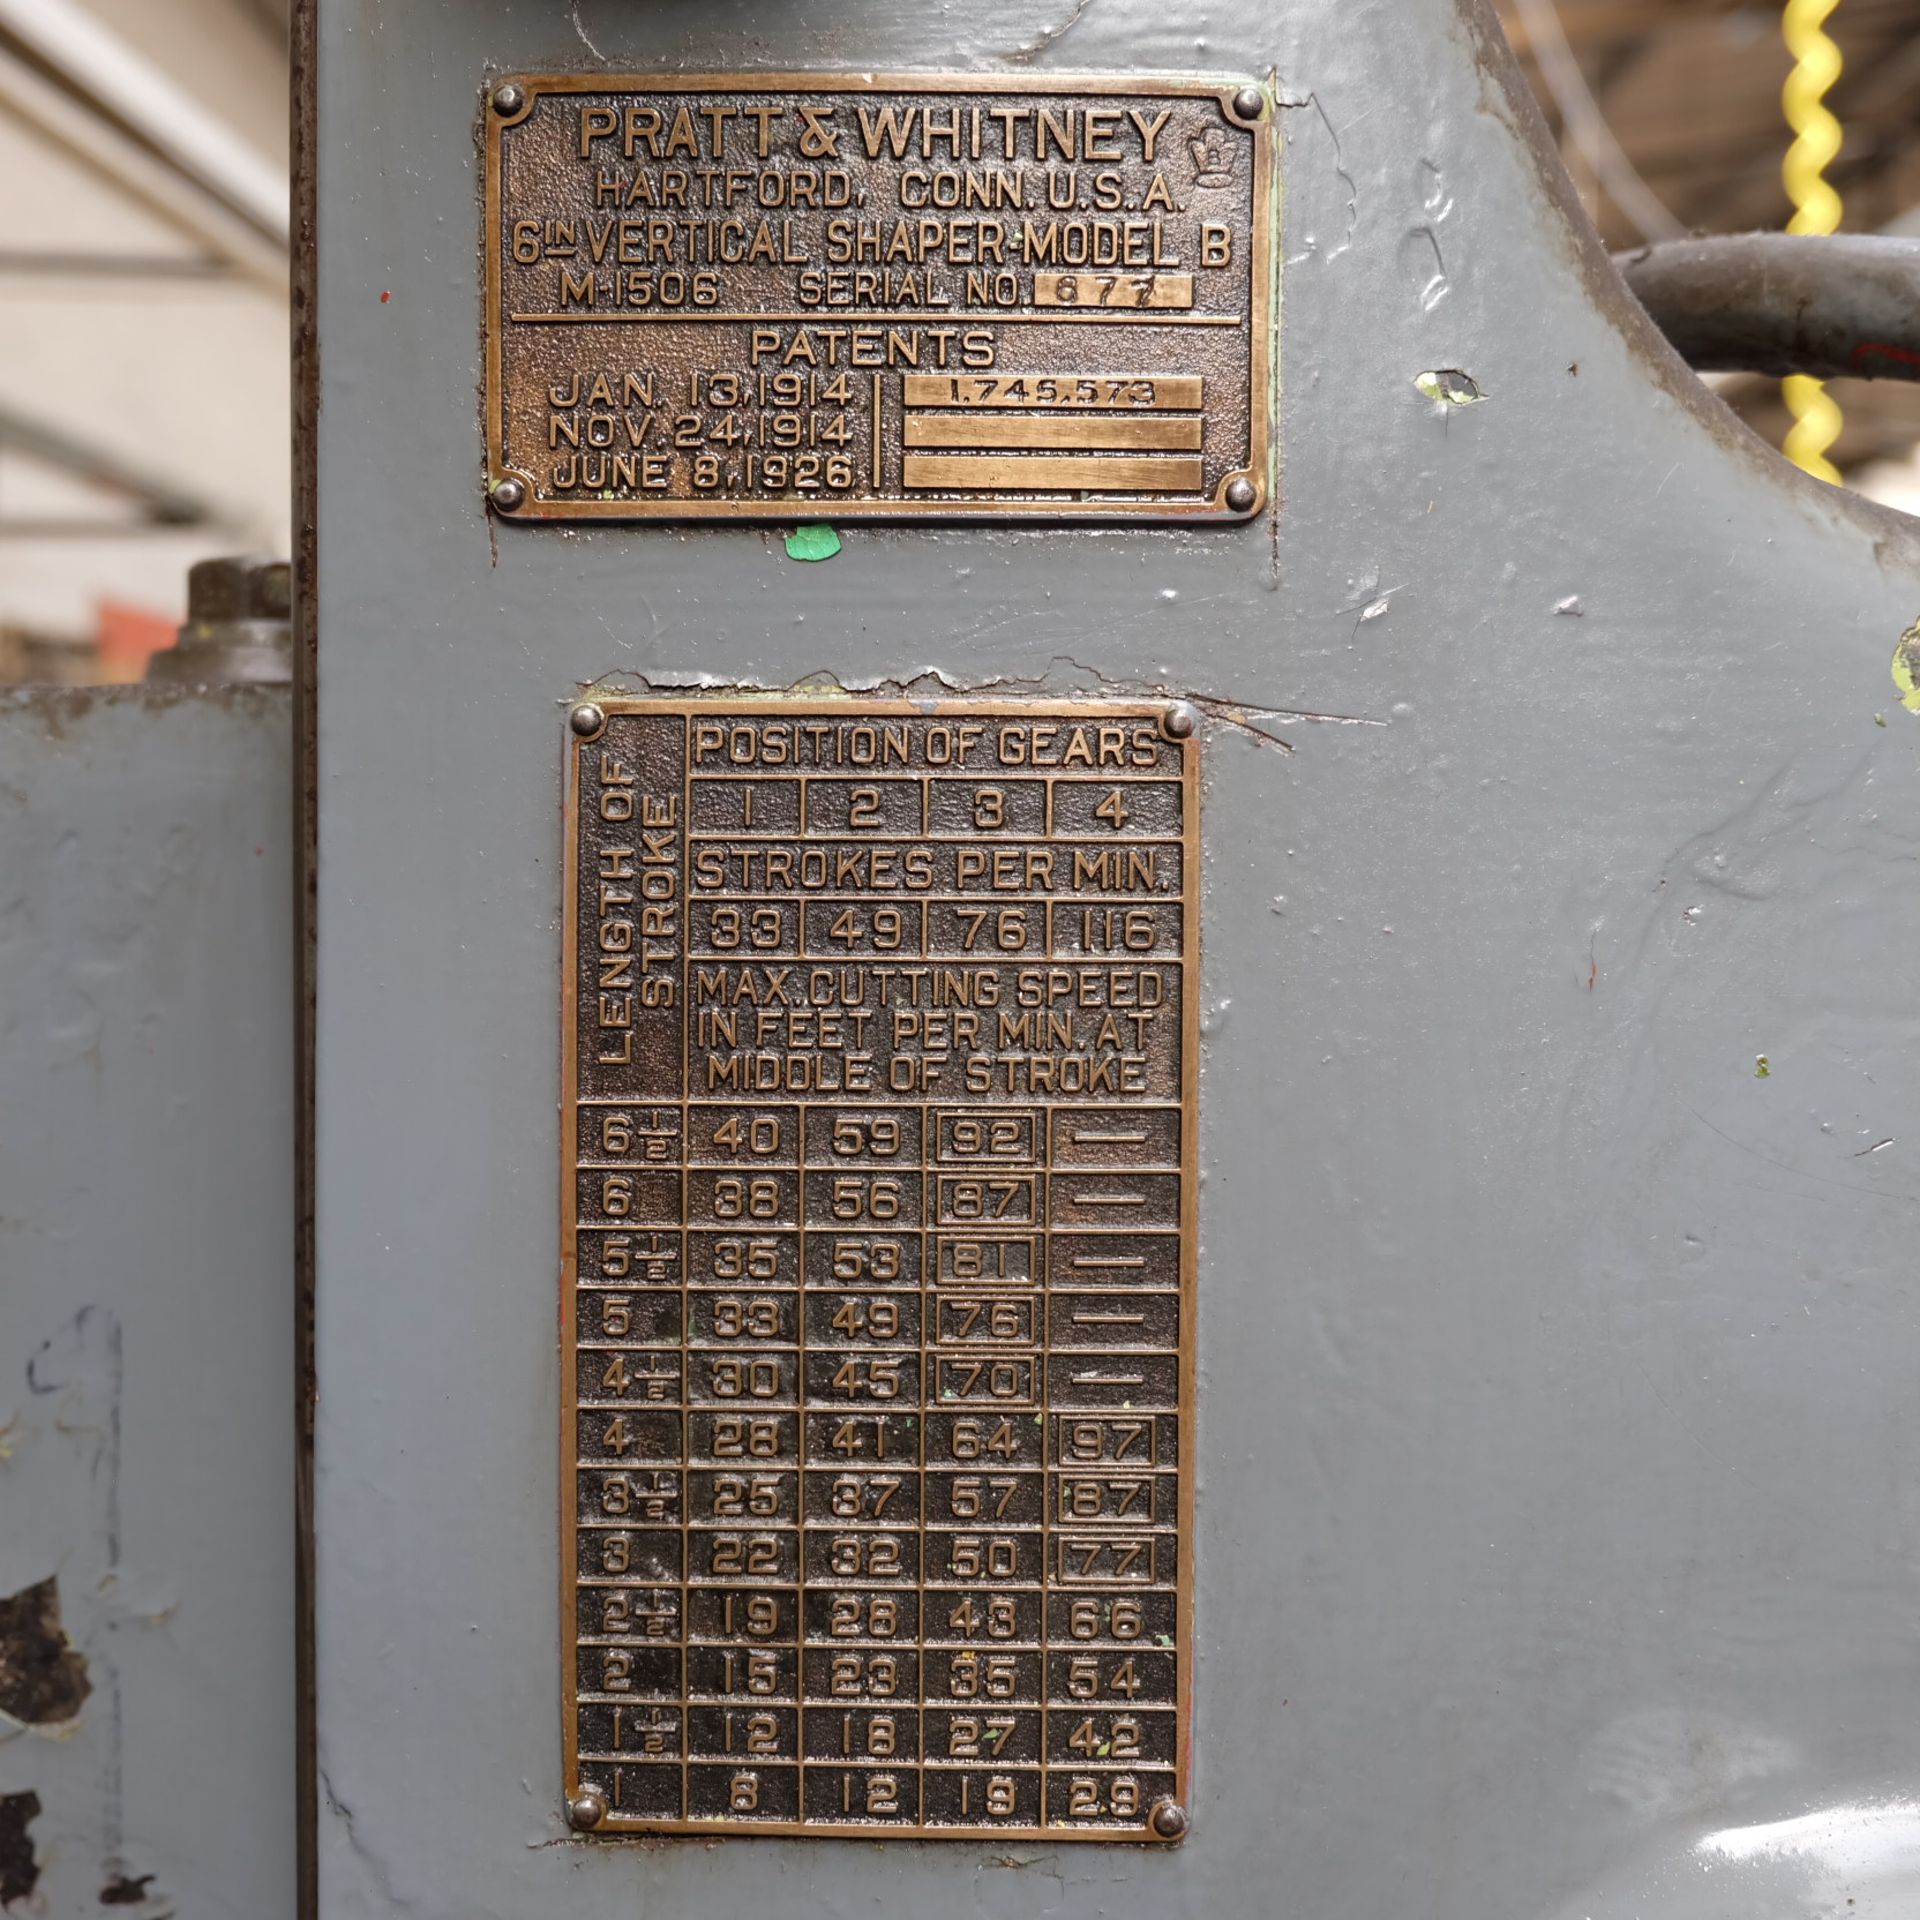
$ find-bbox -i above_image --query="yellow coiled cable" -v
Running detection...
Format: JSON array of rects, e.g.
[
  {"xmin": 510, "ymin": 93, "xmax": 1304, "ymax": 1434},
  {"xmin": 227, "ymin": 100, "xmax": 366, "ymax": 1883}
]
[{"xmin": 1782, "ymin": 0, "xmax": 1844, "ymax": 482}]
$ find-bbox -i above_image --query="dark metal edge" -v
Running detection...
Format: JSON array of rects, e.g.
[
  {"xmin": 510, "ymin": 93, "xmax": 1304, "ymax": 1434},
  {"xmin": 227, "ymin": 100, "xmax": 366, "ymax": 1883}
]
[{"xmin": 290, "ymin": 0, "xmax": 319, "ymax": 1911}]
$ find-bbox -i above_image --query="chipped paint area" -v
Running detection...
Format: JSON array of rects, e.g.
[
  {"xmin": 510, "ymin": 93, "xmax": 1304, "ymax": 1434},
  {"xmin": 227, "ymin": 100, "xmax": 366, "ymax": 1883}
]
[
  {"xmin": 0, "ymin": 1791, "xmax": 41, "ymax": 1906},
  {"xmin": 98, "ymin": 1865, "xmax": 161, "ymax": 1905},
  {"xmin": 1892, "ymin": 615, "xmax": 1920, "ymax": 713},
  {"xmin": 1414, "ymin": 367, "xmax": 1486, "ymax": 406},
  {"xmin": 0, "ymin": 1577, "xmax": 91, "ymax": 1728}
]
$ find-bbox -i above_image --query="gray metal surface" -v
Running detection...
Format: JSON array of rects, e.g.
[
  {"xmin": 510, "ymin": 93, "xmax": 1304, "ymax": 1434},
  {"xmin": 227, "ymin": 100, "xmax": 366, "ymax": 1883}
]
[
  {"xmin": 0, "ymin": 685, "xmax": 296, "ymax": 1918},
  {"xmin": 311, "ymin": 1, "xmax": 1920, "ymax": 1915}
]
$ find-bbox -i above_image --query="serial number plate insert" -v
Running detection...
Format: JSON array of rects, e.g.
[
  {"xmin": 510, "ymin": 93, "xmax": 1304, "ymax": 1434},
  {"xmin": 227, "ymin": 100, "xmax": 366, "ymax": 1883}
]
[
  {"xmin": 563, "ymin": 699, "xmax": 1197, "ymax": 1838},
  {"xmin": 487, "ymin": 74, "xmax": 1271, "ymax": 522}
]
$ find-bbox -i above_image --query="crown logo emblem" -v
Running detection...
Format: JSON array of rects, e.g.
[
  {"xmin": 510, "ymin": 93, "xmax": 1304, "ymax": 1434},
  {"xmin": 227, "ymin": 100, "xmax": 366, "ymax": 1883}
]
[{"xmin": 1187, "ymin": 131, "xmax": 1232, "ymax": 187}]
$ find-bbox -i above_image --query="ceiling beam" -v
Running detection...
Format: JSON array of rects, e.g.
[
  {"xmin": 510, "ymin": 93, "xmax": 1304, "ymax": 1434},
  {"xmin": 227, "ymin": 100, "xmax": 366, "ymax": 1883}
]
[
  {"xmin": 0, "ymin": 403, "xmax": 218, "ymax": 528},
  {"xmin": 0, "ymin": 0, "xmax": 287, "ymax": 246},
  {"xmin": 0, "ymin": 42, "xmax": 286, "ymax": 293}
]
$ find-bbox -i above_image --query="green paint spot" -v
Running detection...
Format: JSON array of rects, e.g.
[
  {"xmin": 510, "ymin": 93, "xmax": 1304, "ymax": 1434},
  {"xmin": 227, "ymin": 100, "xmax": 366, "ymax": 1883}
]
[
  {"xmin": 1755, "ymin": 1055, "xmax": 1771, "ymax": 1079},
  {"xmin": 1414, "ymin": 368, "xmax": 1485, "ymax": 407},
  {"xmin": 1893, "ymin": 618, "xmax": 1920, "ymax": 714},
  {"xmin": 785, "ymin": 523, "xmax": 841, "ymax": 563}
]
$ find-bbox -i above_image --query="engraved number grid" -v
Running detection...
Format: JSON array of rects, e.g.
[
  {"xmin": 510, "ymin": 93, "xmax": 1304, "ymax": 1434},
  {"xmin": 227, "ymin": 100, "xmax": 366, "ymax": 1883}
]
[{"xmin": 565, "ymin": 703, "xmax": 1191, "ymax": 1836}]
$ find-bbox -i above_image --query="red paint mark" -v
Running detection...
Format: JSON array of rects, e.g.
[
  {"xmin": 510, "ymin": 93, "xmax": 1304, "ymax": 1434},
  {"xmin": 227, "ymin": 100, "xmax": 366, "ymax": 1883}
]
[
  {"xmin": 1850, "ymin": 340, "xmax": 1920, "ymax": 373},
  {"xmin": 380, "ymin": 290, "xmax": 391, "ymax": 303}
]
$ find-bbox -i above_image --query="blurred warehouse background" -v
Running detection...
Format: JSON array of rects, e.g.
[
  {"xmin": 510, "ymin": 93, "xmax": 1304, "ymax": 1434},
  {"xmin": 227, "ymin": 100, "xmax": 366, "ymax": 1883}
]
[
  {"xmin": 1496, "ymin": 0, "xmax": 1920, "ymax": 505},
  {"xmin": 0, "ymin": 0, "xmax": 288, "ymax": 682},
  {"xmin": 0, "ymin": 0, "xmax": 1916, "ymax": 680}
]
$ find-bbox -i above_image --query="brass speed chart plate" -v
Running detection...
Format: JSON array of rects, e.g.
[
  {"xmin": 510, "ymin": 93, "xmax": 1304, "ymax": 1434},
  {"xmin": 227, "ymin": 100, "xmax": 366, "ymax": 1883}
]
[
  {"xmin": 562, "ymin": 699, "xmax": 1197, "ymax": 1839},
  {"xmin": 485, "ymin": 75, "xmax": 1272, "ymax": 522}
]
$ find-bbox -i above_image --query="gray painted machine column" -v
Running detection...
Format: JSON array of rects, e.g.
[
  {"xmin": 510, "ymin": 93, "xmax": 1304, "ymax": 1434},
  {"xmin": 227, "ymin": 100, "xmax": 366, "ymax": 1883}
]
[
  {"xmin": 312, "ymin": 0, "xmax": 1920, "ymax": 1913},
  {"xmin": 0, "ymin": 687, "xmax": 296, "ymax": 1918}
]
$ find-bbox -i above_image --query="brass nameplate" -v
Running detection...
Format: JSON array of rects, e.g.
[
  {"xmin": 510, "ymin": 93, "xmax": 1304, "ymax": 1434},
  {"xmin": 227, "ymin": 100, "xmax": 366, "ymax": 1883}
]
[
  {"xmin": 562, "ymin": 698, "xmax": 1197, "ymax": 1839},
  {"xmin": 486, "ymin": 75, "xmax": 1271, "ymax": 522}
]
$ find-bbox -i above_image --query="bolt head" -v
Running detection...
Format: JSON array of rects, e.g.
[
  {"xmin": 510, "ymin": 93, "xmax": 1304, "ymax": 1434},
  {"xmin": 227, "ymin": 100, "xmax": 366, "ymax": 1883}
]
[
  {"xmin": 489, "ymin": 476, "xmax": 527, "ymax": 513},
  {"xmin": 570, "ymin": 701, "xmax": 607, "ymax": 739},
  {"xmin": 1161, "ymin": 700, "xmax": 1199, "ymax": 740},
  {"xmin": 1230, "ymin": 85, "xmax": 1266, "ymax": 123},
  {"xmin": 567, "ymin": 1788, "xmax": 608, "ymax": 1832},
  {"xmin": 186, "ymin": 554, "xmax": 290, "ymax": 622},
  {"xmin": 1150, "ymin": 1797, "xmax": 1190, "ymax": 1840},
  {"xmin": 492, "ymin": 82, "xmax": 526, "ymax": 116},
  {"xmin": 1224, "ymin": 475, "xmax": 1258, "ymax": 513}
]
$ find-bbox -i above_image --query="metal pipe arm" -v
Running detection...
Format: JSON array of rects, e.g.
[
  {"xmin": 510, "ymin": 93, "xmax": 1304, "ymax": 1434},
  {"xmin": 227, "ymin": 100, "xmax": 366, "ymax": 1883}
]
[{"xmin": 1613, "ymin": 233, "xmax": 1920, "ymax": 382}]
